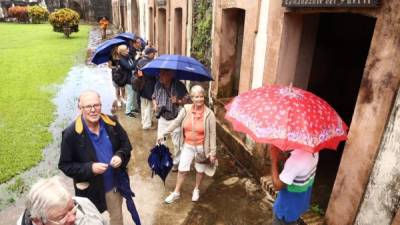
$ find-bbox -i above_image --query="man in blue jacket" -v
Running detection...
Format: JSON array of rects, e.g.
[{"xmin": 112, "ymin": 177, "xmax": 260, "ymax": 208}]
[{"xmin": 59, "ymin": 90, "xmax": 132, "ymax": 225}]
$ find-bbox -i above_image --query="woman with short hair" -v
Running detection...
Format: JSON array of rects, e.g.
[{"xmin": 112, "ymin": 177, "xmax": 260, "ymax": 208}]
[
  {"xmin": 108, "ymin": 46, "xmax": 125, "ymax": 108},
  {"xmin": 158, "ymin": 85, "xmax": 217, "ymax": 203},
  {"xmin": 117, "ymin": 45, "xmax": 138, "ymax": 117}
]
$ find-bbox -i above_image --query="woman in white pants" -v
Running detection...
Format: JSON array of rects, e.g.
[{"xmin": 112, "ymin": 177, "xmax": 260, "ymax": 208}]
[{"xmin": 158, "ymin": 85, "xmax": 217, "ymax": 203}]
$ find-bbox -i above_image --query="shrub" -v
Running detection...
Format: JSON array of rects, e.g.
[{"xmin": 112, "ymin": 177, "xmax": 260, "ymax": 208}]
[
  {"xmin": 49, "ymin": 8, "xmax": 80, "ymax": 35},
  {"xmin": 27, "ymin": 5, "xmax": 49, "ymax": 24},
  {"xmin": 8, "ymin": 6, "xmax": 29, "ymax": 23}
]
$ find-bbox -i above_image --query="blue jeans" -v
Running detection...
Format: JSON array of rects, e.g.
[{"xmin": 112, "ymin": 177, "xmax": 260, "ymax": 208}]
[
  {"xmin": 125, "ymin": 84, "xmax": 138, "ymax": 113},
  {"xmin": 272, "ymin": 212, "xmax": 298, "ymax": 225}
]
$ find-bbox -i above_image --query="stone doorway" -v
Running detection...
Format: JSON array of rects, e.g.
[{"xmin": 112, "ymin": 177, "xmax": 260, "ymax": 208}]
[
  {"xmin": 157, "ymin": 8, "xmax": 167, "ymax": 54},
  {"xmin": 148, "ymin": 7, "xmax": 154, "ymax": 44},
  {"xmin": 131, "ymin": 0, "xmax": 139, "ymax": 34},
  {"xmin": 174, "ymin": 7, "xmax": 183, "ymax": 54},
  {"xmin": 217, "ymin": 8, "xmax": 245, "ymax": 99},
  {"xmin": 289, "ymin": 13, "xmax": 376, "ymax": 211}
]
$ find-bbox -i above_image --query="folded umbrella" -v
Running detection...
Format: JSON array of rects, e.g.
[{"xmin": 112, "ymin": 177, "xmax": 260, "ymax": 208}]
[
  {"xmin": 115, "ymin": 170, "xmax": 141, "ymax": 225},
  {"xmin": 91, "ymin": 38, "xmax": 126, "ymax": 65},
  {"xmin": 148, "ymin": 144, "xmax": 173, "ymax": 184},
  {"xmin": 141, "ymin": 54, "xmax": 213, "ymax": 81}
]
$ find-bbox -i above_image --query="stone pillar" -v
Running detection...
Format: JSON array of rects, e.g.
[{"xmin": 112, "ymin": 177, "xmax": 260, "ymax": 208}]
[
  {"xmin": 354, "ymin": 86, "xmax": 400, "ymax": 224},
  {"xmin": 325, "ymin": 3, "xmax": 400, "ymax": 223}
]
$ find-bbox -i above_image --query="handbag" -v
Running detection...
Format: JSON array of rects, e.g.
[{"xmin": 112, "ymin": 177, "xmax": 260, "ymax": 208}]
[
  {"xmin": 131, "ymin": 75, "xmax": 144, "ymax": 92},
  {"xmin": 112, "ymin": 65, "xmax": 128, "ymax": 87}
]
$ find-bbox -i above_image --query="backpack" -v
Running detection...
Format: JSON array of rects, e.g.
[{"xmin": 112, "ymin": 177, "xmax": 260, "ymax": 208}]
[{"xmin": 112, "ymin": 65, "xmax": 128, "ymax": 87}]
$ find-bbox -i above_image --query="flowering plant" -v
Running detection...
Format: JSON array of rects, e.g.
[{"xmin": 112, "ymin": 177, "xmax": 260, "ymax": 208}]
[
  {"xmin": 49, "ymin": 8, "xmax": 80, "ymax": 33},
  {"xmin": 8, "ymin": 6, "xmax": 29, "ymax": 22},
  {"xmin": 27, "ymin": 5, "xmax": 49, "ymax": 24}
]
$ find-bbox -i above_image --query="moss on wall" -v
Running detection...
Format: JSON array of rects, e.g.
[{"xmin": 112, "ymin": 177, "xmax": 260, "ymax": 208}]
[{"xmin": 191, "ymin": 0, "xmax": 212, "ymax": 68}]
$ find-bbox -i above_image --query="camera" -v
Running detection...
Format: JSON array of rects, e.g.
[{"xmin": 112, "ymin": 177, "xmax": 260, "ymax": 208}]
[{"xmin": 155, "ymin": 106, "xmax": 167, "ymax": 119}]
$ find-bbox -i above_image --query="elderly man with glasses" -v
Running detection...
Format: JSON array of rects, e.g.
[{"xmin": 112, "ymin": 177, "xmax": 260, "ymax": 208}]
[
  {"xmin": 17, "ymin": 176, "xmax": 105, "ymax": 225},
  {"xmin": 58, "ymin": 90, "xmax": 132, "ymax": 225}
]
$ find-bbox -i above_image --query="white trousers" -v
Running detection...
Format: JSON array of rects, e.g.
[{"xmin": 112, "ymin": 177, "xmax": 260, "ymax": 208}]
[
  {"xmin": 157, "ymin": 116, "xmax": 181, "ymax": 165},
  {"xmin": 140, "ymin": 97, "xmax": 152, "ymax": 129}
]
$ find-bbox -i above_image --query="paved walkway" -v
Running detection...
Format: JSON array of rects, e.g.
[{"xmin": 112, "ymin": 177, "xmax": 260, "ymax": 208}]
[{"xmin": 0, "ymin": 27, "xmax": 272, "ymax": 225}]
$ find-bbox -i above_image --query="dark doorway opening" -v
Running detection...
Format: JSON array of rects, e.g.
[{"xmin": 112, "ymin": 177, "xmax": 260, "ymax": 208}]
[
  {"xmin": 305, "ymin": 13, "xmax": 376, "ymax": 210},
  {"xmin": 157, "ymin": 8, "xmax": 167, "ymax": 54},
  {"xmin": 131, "ymin": 0, "xmax": 139, "ymax": 34},
  {"xmin": 149, "ymin": 7, "xmax": 154, "ymax": 44},
  {"xmin": 174, "ymin": 8, "xmax": 183, "ymax": 54},
  {"xmin": 217, "ymin": 8, "xmax": 245, "ymax": 99}
]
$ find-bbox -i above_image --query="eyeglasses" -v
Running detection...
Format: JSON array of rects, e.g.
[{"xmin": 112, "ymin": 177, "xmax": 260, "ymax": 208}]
[
  {"xmin": 80, "ymin": 103, "xmax": 101, "ymax": 112},
  {"xmin": 47, "ymin": 203, "xmax": 79, "ymax": 225}
]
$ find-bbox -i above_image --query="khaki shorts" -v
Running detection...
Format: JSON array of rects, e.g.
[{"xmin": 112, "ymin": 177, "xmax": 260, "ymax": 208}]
[{"xmin": 178, "ymin": 144, "xmax": 207, "ymax": 173}]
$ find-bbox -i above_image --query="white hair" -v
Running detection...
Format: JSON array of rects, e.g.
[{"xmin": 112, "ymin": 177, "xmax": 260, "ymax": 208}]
[
  {"xmin": 25, "ymin": 176, "xmax": 71, "ymax": 222},
  {"xmin": 190, "ymin": 85, "xmax": 205, "ymax": 96},
  {"xmin": 78, "ymin": 90, "xmax": 101, "ymax": 106}
]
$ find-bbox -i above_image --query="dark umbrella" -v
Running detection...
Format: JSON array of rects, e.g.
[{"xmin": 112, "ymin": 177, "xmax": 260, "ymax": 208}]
[
  {"xmin": 114, "ymin": 32, "xmax": 146, "ymax": 49},
  {"xmin": 115, "ymin": 170, "xmax": 141, "ymax": 225},
  {"xmin": 148, "ymin": 144, "xmax": 173, "ymax": 184},
  {"xmin": 91, "ymin": 38, "xmax": 126, "ymax": 65},
  {"xmin": 141, "ymin": 54, "xmax": 213, "ymax": 81}
]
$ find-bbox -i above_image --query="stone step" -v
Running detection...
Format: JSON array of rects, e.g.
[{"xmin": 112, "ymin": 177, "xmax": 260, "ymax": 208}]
[{"xmin": 260, "ymin": 176, "xmax": 325, "ymax": 225}]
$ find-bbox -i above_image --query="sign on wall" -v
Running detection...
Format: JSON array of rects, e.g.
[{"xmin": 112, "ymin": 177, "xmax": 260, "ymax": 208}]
[{"xmin": 282, "ymin": 0, "xmax": 379, "ymax": 8}]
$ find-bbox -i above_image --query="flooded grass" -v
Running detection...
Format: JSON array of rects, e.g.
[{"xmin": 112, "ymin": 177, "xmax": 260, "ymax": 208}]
[{"xmin": 0, "ymin": 23, "xmax": 90, "ymax": 184}]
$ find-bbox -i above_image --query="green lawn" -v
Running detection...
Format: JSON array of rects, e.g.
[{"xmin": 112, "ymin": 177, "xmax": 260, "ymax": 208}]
[{"xmin": 0, "ymin": 23, "xmax": 90, "ymax": 183}]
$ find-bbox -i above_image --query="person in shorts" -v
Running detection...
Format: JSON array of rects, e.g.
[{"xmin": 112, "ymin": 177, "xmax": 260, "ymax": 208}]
[{"xmin": 158, "ymin": 85, "xmax": 217, "ymax": 203}]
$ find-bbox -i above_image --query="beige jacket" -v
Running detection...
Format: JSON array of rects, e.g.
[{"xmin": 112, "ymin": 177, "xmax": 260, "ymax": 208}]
[{"xmin": 161, "ymin": 104, "xmax": 217, "ymax": 157}]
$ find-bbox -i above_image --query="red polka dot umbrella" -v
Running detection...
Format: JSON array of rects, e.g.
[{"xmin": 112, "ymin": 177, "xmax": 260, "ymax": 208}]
[{"xmin": 224, "ymin": 84, "xmax": 348, "ymax": 153}]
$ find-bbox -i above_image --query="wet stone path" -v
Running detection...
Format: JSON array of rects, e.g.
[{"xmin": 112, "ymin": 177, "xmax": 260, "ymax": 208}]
[{"xmin": 0, "ymin": 27, "xmax": 272, "ymax": 225}]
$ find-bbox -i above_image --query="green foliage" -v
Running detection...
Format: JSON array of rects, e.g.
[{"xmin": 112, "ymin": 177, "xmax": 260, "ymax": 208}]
[
  {"xmin": 191, "ymin": 0, "xmax": 212, "ymax": 68},
  {"xmin": 311, "ymin": 203, "xmax": 325, "ymax": 216},
  {"xmin": 0, "ymin": 23, "xmax": 90, "ymax": 184},
  {"xmin": 7, "ymin": 177, "xmax": 26, "ymax": 194},
  {"xmin": 49, "ymin": 8, "xmax": 80, "ymax": 33},
  {"xmin": 28, "ymin": 5, "xmax": 49, "ymax": 24}
]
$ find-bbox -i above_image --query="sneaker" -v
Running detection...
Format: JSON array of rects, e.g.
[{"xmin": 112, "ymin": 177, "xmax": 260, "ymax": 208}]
[
  {"xmin": 192, "ymin": 189, "xmax": 200, "ymax": 202},
  {"xmin": 165, "ymin": 192, "xmax": 180, "ymax": 204}
]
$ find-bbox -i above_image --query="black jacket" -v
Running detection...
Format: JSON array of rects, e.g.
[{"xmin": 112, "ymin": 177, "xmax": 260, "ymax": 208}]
[
  {"xmin": 58, "ymin": 114, "xmax": 132, "ymax": 213},
  {"xmin": 137, "ymin": 56, "xmax": 156, "ymax": 100},
  {"xmin": 118, "ymin": 55, "xmax": 136, "ymax": 81}
]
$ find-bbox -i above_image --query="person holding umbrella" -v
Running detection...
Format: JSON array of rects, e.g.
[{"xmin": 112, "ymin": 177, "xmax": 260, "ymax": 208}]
[
  {"xmin": 152, "ymin": 69, "xmax": 191, "ymax": 168},
  {"xmin": 108, "ymin": 46, "xmax": 125, "ymax": 108},
  {"xmin": 270, "ymin": 145, "xmax": 319, "ymax": 225},
  {"xmin": 141, "ymin": 54, "xmax": 213, "ymax": 169},
  {"xmin": 117, "ymin": 45, "xmax": 138, "ymax": 117},
  {"xmin": 158, "ymin": 85, "xmax": 217, "ymax": 203},
  {"xmin": 224, "ymin": 84, "xmax": 348, "ymax": 224}
]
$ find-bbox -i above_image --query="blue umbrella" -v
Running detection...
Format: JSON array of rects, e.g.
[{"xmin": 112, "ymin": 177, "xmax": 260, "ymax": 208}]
[
  {"xmin": 91, "ymin": 38, "xmax": 126, "ymax": 65},
  {"xmin": 115, "ymin": 170, "xmax": 141, "ymax": 225},
  {"xmin": 141, "ymin": 54, "xmax": 213, "ymax": 81},
  {"xmin": 148, "ymin": 144, "xmax": 173, "ymax": 184},
  {"xmin": 115, "ymin": 32, "xmax": 146, "ymax": 49}
]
